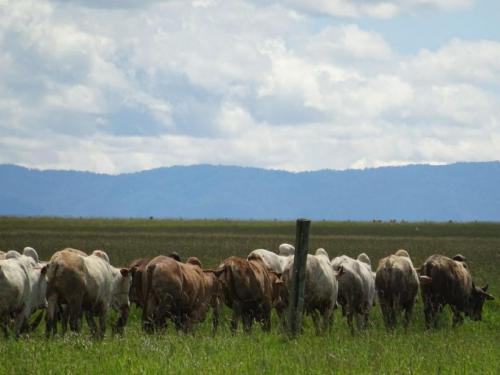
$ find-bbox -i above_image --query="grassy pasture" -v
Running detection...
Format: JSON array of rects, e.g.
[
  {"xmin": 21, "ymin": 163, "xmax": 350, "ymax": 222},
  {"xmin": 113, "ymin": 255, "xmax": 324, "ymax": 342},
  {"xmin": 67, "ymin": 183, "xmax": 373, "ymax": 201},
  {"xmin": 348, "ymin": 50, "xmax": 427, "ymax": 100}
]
[{"xmin": 0, "ymin": 217, "xmax": 499, "ymax": 374}]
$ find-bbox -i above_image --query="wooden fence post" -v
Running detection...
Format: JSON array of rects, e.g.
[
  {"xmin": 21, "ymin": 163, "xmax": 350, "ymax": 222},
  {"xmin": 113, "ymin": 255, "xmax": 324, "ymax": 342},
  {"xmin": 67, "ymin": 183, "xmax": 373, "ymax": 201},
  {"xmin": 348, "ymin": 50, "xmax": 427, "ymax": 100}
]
[{"xmin": 288, "ymin": 218, "xmax": 311, "ymax": 337}]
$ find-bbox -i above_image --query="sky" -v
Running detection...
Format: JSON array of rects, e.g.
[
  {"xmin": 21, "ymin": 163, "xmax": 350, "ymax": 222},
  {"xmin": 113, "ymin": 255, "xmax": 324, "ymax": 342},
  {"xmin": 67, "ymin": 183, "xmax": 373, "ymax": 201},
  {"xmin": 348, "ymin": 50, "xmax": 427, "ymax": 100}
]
[{"xmin": 1, "ymin": 0, "xmax": 500, "ymax": 174}]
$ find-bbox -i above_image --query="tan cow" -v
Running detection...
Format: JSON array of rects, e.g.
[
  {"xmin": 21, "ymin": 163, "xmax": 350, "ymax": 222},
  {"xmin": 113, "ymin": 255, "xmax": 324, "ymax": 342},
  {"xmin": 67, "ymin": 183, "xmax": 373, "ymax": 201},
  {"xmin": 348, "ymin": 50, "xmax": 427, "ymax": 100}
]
[
  {"xmin": 45, "ymin": 248, "xmax": 134, "ymax": 338},
  {"xmin": 142, "ymin": 256, "xmax": 220, "ymax": 333},
  {"xmin": 375, "ymin": 249, "xmax": 421, "ymax": 329},
  {"xmin": 216, "ymin": 256, "xmax": 282, "ymax": 333}
]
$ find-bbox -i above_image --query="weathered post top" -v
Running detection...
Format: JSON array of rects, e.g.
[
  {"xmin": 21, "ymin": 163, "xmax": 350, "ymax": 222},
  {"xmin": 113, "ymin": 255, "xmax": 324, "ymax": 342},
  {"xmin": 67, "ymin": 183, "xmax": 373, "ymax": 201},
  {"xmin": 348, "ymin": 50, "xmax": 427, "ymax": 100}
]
[{"xmin": 288, "ymin": 218, "xmax": 311, "ymax": 338}]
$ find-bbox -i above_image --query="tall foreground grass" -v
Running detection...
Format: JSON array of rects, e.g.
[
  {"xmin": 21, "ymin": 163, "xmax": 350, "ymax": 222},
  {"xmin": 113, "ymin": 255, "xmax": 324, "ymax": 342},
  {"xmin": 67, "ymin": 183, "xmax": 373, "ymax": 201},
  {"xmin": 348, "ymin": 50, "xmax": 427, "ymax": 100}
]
[{"xmin": 0, "ymin": 217, "xmax": 499, "ymax": 374}]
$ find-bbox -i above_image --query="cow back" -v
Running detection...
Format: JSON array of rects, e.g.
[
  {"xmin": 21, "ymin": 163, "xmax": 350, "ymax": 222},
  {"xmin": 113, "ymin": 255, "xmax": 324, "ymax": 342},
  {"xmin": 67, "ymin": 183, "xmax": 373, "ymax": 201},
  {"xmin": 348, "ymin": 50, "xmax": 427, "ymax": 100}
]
[{"xmin": 420, "ymin": 254, "xmax": 473, "ymax": 309}]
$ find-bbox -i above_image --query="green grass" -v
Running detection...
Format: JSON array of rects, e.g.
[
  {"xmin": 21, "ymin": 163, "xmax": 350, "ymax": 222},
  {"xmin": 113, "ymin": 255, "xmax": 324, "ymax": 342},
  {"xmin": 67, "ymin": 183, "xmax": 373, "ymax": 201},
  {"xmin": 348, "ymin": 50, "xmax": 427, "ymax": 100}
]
[{"xmin": 0, "ymin": 217, "xmax": 499, "ymax": 374}]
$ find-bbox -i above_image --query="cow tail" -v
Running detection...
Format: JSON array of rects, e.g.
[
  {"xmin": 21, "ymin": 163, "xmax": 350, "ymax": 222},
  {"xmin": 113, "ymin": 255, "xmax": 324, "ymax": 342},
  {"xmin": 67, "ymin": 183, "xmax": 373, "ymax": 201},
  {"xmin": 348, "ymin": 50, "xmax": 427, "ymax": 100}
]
[
  {"xmin": 393, "ymin": 268, "xmax": 404, "ymax": 313},
  {"xmin": 46, "ymin": 262, "xmax": 59, "ymax": 283},
  {"xmin": 143, "ymin": 263, "xmax": 156, "ymax": 331}
]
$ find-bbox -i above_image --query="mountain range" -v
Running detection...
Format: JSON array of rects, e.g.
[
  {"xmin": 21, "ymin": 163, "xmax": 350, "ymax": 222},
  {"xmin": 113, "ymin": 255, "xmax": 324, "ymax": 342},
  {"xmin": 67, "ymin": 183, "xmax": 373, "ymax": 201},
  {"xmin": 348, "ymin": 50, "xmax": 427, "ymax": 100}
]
[{"xmin": 1, "ymin": 162, "xmax": 499, "ymax": 221}]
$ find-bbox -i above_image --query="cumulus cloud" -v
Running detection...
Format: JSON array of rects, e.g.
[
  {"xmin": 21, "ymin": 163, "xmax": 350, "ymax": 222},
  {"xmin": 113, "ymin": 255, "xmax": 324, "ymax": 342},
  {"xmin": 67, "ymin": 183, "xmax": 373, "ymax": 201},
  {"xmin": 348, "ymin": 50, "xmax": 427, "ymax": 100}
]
[
  {"xmin": 272, "ymin": 0, "xmax": 474, "ymax": 18},
  {"xmin": 0, "ymin": 0, "xmax": 499, "ymax": 173}
]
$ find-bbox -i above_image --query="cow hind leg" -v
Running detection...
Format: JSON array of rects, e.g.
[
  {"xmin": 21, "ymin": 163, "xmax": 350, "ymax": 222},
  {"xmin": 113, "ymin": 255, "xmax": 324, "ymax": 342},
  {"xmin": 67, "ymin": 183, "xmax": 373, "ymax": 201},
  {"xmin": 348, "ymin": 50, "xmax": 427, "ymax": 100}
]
[
  {"xmin": 142, "ymin": 295, "xmax": 158, "ymax": 333},
  {"xmin": 98, "ymin": 311, "xmax": 107, "ymax": 339},
  {"xmin": 61, "ymin": 305, "xmax": 70, "ymax": 335},
  {"xmin": 211, "ymin": 304, "xmax": 220, "ymax": 336},
  {"xmin": 13, "ymin": 306, "xmax": 30, "ymax": 339},
  {"xmin": 451, "ymin": 306, "xmax": 463, "ymax": 327},
  {"xmin": 242, "ymin": 311, "xmax": 253, "ymax": 333},
  {"xmin": 230, "ymin": 303, "xmax": 242, "ymax": 334},
  {"xmin": 310, "ymin": 310, "xmax": 321, "ymax": 335},
  {"xmin": 380, "ymin": 301, "xmax": 393, "ymax": 330},
  {"xmin": 261, "ymin": 306, "xmax": 271, "ymax": 333},
  {"xmin": 321, "ymin": 307, "xmax": 332, "ymax": 334},
  {"xmin": 403, "ymin": 303, "xmax": 413, "ymax": 329},
  {"xmin": 45, "ymin": 293, "xmax": 59, "ymax": 338},
  {"xmin": 85, "ymin": 311, "xmax": 98, "ymax": 337},
  {"xmin": 67, "ymin": 297, "xmax": 83, "ymax": 333},
  {"xmin": 1, "ymin": 317, "xmax": 9, "ymax": 338}
]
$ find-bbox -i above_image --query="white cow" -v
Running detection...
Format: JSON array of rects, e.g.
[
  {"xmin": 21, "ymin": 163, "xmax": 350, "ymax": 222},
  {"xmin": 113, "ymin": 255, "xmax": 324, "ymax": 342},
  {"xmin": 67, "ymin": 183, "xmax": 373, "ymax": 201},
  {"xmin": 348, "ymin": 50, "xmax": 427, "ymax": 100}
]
[
  {"xmin": 0, "ymin": 248, "xmax": 48, "ymax": 338},
  {"xmin": 247, "ymin": 243, "xmax": 295, "ymax": 274},
  {"xmin": 283, "ymin": 248, "xmax": 338, "ymax": 334},
  {"xmin": 331, "ymin": 253, "xmax": 376, "ymax": 333},
  {"xmin": 46, "ymin": 249, "xmax": 134, "ymax": 338}
]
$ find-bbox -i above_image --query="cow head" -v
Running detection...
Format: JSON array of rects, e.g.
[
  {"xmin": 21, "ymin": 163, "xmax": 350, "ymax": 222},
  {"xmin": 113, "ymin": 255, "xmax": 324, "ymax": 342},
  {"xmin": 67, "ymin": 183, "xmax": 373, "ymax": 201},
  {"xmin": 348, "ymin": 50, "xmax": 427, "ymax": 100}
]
[
  {"xmin": 112, "ymin": 267, "xmax": 134, "ymax": 311},
  {"xmin": 467, "ymin": 284, "xmax": 495, "ymax": 321},
  {"xmin": 269, "ymin": 271, "xmax": 287, "ymax": 313}
]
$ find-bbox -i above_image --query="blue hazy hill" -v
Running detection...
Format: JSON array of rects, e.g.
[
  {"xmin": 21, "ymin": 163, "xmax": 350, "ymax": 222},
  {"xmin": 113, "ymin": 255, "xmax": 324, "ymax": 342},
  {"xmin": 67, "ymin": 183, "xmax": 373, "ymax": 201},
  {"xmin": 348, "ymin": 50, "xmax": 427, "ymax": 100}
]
[{"xmin": 1, "ymin": 162, "xmax": 499, "ymax": 221}]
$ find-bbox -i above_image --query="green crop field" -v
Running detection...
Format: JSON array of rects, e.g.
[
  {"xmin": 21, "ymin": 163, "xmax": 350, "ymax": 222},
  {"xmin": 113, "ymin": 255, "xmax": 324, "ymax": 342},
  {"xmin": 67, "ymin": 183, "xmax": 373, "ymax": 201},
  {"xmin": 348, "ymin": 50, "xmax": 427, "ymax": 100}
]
[{"xmin": 0, "ymin": 217, "xmax": 499, "ymax": 374}]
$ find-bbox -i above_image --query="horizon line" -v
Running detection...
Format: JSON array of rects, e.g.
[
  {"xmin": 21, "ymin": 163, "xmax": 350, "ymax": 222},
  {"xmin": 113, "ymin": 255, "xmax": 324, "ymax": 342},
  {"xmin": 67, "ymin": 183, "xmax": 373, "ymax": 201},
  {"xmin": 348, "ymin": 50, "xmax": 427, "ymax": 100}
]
[{"xmin": 1, "ymin": 160, "xmax": 499, "ymax": 176}]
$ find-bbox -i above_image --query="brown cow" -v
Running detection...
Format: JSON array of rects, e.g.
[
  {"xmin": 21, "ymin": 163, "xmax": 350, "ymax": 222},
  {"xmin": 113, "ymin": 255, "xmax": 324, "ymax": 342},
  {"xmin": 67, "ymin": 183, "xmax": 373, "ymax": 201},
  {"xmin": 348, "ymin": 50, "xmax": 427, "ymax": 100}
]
[
  {"xmin": 128, "ymin": 257, "xmax": 151, "ymax": 308},
  {"xmin": 128, "ymin": 252, "xmax": 182, "ymax": 309},
  {"xmin": 128, "ymin": 251, "xmax": 181, "ymax": 308},
  {"xmin": 142, "ymin": 256, "xmax": 219, "ymax": 333},
  {"xmin": 216, "ymin": 256, "xmax": 282, "ymax": 333},
  {"xmin": 419, "ymin": 254, "xmax": 494, "ymax": 328}
]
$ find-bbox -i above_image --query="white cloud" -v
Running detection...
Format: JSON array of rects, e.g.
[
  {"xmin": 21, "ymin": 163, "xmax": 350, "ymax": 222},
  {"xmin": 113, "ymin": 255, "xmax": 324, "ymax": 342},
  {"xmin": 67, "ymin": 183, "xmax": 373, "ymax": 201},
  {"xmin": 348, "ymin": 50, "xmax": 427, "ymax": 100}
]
[
  {"xmin": 403, "ymin": 39, "xmax": 500, "ymax": 85},
  {"xmin": 0, "ymin": 0, "xmax": 499, "ymax": 174},
  {"xmin": 273, "ymin": 0, "xmax": 474, "ymax": 18}
]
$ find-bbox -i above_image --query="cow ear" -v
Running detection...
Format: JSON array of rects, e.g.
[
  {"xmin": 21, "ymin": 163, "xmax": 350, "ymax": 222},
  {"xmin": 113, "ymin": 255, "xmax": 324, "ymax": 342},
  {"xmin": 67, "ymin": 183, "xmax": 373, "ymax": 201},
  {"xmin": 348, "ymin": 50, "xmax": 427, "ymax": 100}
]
[
  {"xmin": 482, "ymin": 284, "xmax": 489, "ymax": 292},
  {"xmin": 483, "ymin": 292, "xmax": 494, "ymax": 301},
  {"xmin": 335, "ymin": 265, "xmax": 344, "ymax": 280},
  {"xmin": 120, "ymin": 268, "xmax": 130, "ymax": 277},
  {"xmin": 419, "ymin": 275, "xmax": 432, "ymax": 285},
  {"xmin": 213, "ymin": 267, "xmax": 225, "ymax": 277},
  {"xmin": 41, "ymin": 265, "xmax": 48, "ymax": 275}
]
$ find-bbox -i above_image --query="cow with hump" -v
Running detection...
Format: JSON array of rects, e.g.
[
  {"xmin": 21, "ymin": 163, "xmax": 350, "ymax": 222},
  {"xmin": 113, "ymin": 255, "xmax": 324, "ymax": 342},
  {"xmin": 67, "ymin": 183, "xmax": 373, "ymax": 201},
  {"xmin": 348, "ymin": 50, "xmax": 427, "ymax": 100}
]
[
  {"xmin": 331, "ymin": 253, "xmax": 376, "ymax": 334},
  {"xmin": 282, "ymin": 248, "xmax": 339, "ymax": 335},
  {"xmin": 142, "ymin": 256, "xmax": 221, "ymax": 334},
  {"xmin": 216, "ymin": 254, "xmax": 283, "ymax": 333},
  {"xmin": 45, "ymin": 248, "xmax": 134, "ymax": 338},
  {"xmin": 0, "ymin": 248, "xmax": 48, "ymax": 338},
  {"xmin": 419, "ymin": 254, "xmax": 494, "ymax": 328},
  {"xmin": 247, "ymin": 243, "xmax": 295, "ymax": 274},
  {"xmin": 375, "ymin": 249, "xmax": 423, "ymax": 329}
]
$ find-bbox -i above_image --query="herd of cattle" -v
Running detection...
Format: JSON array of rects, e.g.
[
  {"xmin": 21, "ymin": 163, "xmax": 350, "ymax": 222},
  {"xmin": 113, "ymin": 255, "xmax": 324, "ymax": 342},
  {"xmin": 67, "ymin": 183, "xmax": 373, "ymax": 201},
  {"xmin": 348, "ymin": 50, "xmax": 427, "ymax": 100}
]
[{"xmin": 0, "ymin": 244, "xmax": 495, "ymax": 339}]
